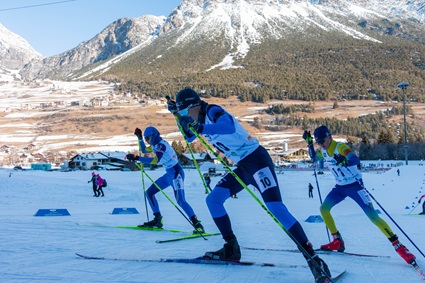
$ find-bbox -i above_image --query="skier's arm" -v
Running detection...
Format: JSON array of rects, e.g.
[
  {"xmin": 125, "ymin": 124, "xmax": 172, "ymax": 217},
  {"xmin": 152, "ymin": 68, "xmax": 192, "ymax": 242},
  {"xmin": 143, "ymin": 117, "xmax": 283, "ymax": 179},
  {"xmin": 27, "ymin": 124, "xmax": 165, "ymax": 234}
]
[
  {"xmin": 200, "ymin": 107, "xmax": 235, "ymax": 135},
  {"xmin": 335, "ymin": 144, "xmax": 360, "ymax": 166},
  {"xmin": 134, "ymin": 128, "xmax": 152, "ymax": 154},
  {"xmin": 179, "ymin": 106, "xmax": 235, "ymax": 139},
  {"xmin": 302, "ymin": 130, "xmax": 319, "ymax": 163},
  {"xmin": 138, "ymin": 138, "xmax": 153, "ymax": 154}
]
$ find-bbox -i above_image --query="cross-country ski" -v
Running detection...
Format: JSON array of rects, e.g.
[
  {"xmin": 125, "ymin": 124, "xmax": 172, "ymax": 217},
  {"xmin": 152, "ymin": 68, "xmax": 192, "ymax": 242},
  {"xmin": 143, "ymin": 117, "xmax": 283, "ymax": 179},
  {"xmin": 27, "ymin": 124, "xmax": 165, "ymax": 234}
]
[
  {"xmin": 241, "ymin": 246, "xmax": 390, "ymax": 258},
  {"xmin": 156, "ymin": 232, "xmax": 221, "ymax": 243}
]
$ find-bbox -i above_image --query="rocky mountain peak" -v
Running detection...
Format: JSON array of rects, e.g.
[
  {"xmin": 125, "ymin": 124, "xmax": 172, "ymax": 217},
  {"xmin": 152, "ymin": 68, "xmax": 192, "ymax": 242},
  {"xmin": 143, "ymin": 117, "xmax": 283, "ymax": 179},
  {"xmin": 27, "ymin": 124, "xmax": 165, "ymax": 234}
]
[
  {"xmin": 0, "ymin": 23, "xmax": 42, "ymax": 70},
  {"xmin": 18, "ymin": 15, "xmax": 165, "ymax": 81}
]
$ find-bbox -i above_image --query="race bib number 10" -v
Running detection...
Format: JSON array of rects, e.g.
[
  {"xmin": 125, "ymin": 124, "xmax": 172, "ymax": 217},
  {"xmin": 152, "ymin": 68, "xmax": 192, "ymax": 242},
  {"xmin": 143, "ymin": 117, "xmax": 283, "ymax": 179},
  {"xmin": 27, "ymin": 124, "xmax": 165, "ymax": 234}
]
[{"xmin": 253, "ymin": 167, "xmax": 277, "ymax": 193}]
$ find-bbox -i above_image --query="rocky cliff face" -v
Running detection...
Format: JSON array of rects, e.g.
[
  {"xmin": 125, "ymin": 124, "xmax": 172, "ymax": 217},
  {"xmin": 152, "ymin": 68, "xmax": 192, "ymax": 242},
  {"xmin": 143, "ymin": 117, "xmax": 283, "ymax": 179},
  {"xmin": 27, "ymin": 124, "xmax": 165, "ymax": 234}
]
[
  {"xmin": 19, "ymin": 15, "xmax": 165, "ymax": 80},
  {"xmin": 0, "ymin": 23, "xmax": 42, "ymax": 70}
]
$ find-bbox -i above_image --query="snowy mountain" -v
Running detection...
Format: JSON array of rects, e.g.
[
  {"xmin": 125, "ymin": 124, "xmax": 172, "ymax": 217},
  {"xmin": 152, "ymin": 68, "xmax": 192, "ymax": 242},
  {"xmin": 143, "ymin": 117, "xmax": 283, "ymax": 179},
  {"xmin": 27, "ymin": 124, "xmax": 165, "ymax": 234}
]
[
  {"xmin": 19, "ymin": 15, "xmax": 165, "ymax": 81},
  {"xmin": 73, "ymin": 0, "xmax": 425, "ymax": 81},
  {"xmin": 2, "ymin": 0, "xmax": 424, "ymax": 81},
  {"xmin": 0, "ymin": 23, "xmax": 42, "ymax": 81}
]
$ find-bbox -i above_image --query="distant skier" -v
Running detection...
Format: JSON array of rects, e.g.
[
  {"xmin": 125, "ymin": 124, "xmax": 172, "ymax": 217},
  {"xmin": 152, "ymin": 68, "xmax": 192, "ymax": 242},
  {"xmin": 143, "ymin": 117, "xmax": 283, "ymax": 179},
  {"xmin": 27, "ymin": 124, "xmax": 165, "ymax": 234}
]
[
  {"xmin": 126, "ymin": 126, "xmax": 205, "ymax": 234},
  {"xmin": 96, "ymin": 174, "xmax": 105, "ymax": 197},
  {"xmin": 203, "ymin": 173, "xmax": 211, "ymax": 194},
  {"xmin": 308, "ymin": 183, "xmax": 314, "ymax": 198},
  {"xmin": 88, "ymin": 172, "xmax": 98, "ymax": 197},
  {"xmin": 397, "ymin": 169, "xmax": 400, "ymax": 176},
  {"xmin": 418, "ymin": 194, "xmax": 425, "ymax": 215},
  {"xmin": 303, "ymin": 125, "xmax": 416, "ymax": 265}
]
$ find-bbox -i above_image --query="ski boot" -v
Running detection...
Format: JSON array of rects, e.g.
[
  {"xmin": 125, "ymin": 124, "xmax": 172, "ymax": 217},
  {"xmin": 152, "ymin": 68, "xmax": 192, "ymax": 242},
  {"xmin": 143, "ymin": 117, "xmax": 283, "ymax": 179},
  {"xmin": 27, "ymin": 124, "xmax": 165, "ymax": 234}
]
[
  {"xmin": 204, "ymin": 236, "xmax": 241, "ymax": 261},
  {"xmin": 393, "ymin": 240, "xmax": 416, "ymax": 264},
  {"xmin": 190, "ymin": 215, "xmax": 205, "ymax": 234},
  {"xmin": 320, "ymin": 231, "xmax": 345, "ymax": 252},
  {"xmin": 307, "ymin": 255, "xmax": 332, "ymax": 283},
  {"xmin": 140, "ymin": 213, "xmax": 163, "ymax": 228}
]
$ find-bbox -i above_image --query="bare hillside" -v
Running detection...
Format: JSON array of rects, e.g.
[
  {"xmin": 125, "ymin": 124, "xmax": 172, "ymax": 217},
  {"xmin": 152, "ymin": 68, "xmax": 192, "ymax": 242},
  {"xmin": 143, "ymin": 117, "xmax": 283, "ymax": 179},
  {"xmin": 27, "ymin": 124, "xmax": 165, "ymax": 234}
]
[{"xmin": 1, "ymin": 81, "xmax": 423, "ymax": 161}]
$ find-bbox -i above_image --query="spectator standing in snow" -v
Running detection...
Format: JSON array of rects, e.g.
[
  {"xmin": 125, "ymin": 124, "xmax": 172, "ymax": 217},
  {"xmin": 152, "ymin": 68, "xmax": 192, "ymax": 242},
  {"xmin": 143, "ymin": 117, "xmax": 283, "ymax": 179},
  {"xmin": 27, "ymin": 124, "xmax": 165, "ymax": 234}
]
[
  {"xmin": 88, "ymin": 172, "xmax": 98, "ymax": 197},
  {"xmin": 96, "ymin": 174, "xmax": 105, "ymax": 197},
  {"xmin": 308, "ymin": 183, "xmax": 314, "ymax": 198}
]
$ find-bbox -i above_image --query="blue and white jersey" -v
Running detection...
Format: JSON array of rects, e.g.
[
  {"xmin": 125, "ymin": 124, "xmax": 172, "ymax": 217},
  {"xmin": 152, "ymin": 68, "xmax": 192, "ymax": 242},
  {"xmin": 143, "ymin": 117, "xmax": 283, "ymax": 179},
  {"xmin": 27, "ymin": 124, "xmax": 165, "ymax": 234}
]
[
  {"xmin": 153, "ymin": 140, "xmax": 179, "ymax": 169},
  {"xmin": 137, "ymin": 139, "xmax": 178, "ymax": 169},
  {"xmin": 202, "ymin": 106, "xmax": 259, "ymax": 163},
  {"xmin": 320, "ymin": 142, "xmax": 362, "ymax": 186}
]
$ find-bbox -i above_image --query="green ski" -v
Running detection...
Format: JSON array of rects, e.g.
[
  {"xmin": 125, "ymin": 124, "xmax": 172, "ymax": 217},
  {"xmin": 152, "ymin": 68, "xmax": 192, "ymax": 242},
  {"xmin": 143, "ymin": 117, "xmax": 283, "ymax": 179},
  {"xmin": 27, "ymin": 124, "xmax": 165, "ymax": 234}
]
[
  {"xmin": 156, "ymin": 232, "xmax": 221, "ymax": 243},
  {"xmin": 116, "ymin": 226, "xmax": 184, "ymax": 233},
  {"xmin": 76, "ymin": 223, "xmax": 185, "ymax": 233}
]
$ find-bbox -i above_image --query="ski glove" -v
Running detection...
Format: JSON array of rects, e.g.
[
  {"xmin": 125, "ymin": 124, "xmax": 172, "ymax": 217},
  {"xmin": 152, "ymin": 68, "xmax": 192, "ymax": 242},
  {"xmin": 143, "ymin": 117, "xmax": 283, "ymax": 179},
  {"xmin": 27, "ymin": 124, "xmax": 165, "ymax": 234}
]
[
  {"xmin": 134, "ymin": 128, "xmax": 142, "ymax": 138},
  {"xmin": 334, "ymin": 154, "xmax": 347, "ymax": 166},
  {"xmin": 303, "ymin": 130, "xmax": 313, "ymax": 144},
  {"xmin": 126, "ymin": 154, "xmax": 139, "ymax": 162},
  {"xmin": 167, "ymin": 99, "xmax": 178, "ymax": 114},
  {"xmin": 179, "ymin": 116, "xmax": 203, "ymax": 133}
]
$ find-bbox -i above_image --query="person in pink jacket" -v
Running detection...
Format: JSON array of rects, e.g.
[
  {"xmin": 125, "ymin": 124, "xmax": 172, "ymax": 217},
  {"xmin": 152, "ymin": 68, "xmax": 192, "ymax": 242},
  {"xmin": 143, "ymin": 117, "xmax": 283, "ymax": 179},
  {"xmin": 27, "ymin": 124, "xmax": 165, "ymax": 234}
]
[{"xmin": 96, "ymin": 174, "xmax": 105, "ymax": 197}]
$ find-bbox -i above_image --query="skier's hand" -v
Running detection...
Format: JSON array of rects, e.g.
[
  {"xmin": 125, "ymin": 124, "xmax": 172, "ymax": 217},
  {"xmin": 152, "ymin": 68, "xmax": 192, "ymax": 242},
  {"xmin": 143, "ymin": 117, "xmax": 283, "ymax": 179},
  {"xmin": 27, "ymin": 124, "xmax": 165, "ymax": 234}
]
[
  {"xmin": 334, "ymin": 154, "xmax": 347, "ymax": 166},
  {"xmin": 126, "ymin": 154, "xmax": 139, "ymax": 162},
  {"xmin": 167, "ymin": 101, "xmax": 178, "ymax": 114},
  {"xmin": 180, "ymin": 116, "xmax": 203, "ymax": 132},
  {"xmin": 166, "ymin": 95, "xmax": 178, "ymax": 114},
  {"xmin": 134, "ymin": 128, "xmax": 142, "ymax": 138},
  {"xmin": 303, "ymin": 130, "xmax": 313, "ymax": 144}
]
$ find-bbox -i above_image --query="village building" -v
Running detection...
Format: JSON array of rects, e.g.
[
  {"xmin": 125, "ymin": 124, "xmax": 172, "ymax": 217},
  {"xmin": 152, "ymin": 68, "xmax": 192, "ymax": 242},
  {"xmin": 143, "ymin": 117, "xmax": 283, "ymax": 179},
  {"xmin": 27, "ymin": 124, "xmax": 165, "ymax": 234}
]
[{"xmin": 69, "ymin": 151, "xmax": 128, "ymax": 170}]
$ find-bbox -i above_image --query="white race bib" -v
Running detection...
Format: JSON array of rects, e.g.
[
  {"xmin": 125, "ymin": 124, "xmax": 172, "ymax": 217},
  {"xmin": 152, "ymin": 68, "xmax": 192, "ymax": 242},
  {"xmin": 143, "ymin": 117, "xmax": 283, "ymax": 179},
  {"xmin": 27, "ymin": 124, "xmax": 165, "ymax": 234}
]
[
  {"xmin": 173, "ymin": 174, "xmax": 184, "ymax": 191},
  {"xmin": 358, "ymin": 189, "xmax": 372, "ymax": 205},
  {"xmin": 253, "ymin": 167, "xmax": 277, "ymax": 193}
]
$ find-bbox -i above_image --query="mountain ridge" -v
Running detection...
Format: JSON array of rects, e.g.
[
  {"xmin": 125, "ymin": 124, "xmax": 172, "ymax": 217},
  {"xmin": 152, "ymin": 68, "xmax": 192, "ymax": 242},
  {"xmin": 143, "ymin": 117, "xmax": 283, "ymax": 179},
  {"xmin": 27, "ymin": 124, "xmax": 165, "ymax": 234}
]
[
  {"xmin": 18, "ymin": 15, "xmax": 165, "ymax": 81},
  {"xmin": 0, "ymin": 0, "xmax": 424, "ymax": 102}
]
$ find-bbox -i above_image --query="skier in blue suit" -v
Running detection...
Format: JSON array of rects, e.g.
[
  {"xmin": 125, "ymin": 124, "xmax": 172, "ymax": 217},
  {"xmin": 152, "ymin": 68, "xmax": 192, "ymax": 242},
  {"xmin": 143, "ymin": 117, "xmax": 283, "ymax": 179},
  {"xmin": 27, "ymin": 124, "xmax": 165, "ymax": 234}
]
[
  {"xmin": 169, "ymin": 88, "xmax": 331, "ymax": 283},
  {"xmin": 126, "ymin": 126, "xmax": 204, "ymax": 234}
]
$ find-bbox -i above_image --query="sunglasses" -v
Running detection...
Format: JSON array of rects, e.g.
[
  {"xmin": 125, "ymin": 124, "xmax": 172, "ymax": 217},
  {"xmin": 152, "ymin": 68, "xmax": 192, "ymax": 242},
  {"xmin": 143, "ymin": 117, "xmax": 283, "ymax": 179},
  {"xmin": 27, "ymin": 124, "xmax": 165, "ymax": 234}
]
[
  {"xmin": 177, "ymin": 104, "xmax": 197, "ymax": 116},
  {"xmin": 144, "ymin": 135, "xmax": 151, "ymax": 142},
  {"xmin": 315, "ymin": 138, "xmax": 326, "ymax": 145}
]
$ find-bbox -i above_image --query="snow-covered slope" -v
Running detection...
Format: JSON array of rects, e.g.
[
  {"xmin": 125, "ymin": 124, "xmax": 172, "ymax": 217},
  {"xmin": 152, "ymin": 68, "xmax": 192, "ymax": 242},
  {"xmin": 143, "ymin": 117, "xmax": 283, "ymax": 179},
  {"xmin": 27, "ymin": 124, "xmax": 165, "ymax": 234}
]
[{"xmin": 1, "ymin": 163, "xmax": 424, "ymax": 282}]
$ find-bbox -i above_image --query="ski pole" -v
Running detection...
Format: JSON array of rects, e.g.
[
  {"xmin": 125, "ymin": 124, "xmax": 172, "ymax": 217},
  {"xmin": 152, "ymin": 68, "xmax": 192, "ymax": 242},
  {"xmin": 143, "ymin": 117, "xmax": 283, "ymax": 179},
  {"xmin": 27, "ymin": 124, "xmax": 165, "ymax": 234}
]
[
  {"xmin": 135, "ymin": 163, "xmax": 207, "ymax": 239},
  {"xmin": 307, "ymin": 141, "xmax": 331, "ymax": 242},
  {"xmin": 357, "ymin": 179, "xmax": 425, "ymax": 259},
  {"xmin": 136, "ymin": 138, "xmax": 150, "ymax": 222},
  {"xmin": 408, "ymin": 202, "xmax": 420, "ymax": 215},
  {"xmin": 166, "ymin": 95, "xmax": 211, "ymax": 193},
  {"xmin": 188, "ymin": 125, "xmax": 333, "ymax": 281}
]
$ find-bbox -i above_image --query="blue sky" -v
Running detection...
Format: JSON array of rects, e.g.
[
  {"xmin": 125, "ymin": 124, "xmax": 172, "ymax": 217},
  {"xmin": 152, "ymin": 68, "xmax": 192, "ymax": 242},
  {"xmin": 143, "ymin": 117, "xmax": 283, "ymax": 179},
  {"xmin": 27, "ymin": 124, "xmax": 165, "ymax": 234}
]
[{"xmin": 0, "ymin": 0, "xmax": 182, "ymax": 57}]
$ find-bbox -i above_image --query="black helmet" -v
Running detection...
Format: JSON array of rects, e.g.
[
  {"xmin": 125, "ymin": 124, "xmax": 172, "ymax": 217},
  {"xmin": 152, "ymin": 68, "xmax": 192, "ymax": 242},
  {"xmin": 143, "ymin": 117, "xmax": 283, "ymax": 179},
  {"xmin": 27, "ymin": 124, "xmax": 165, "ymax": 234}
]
[
  {"xmin": 175, "ymin": 88, "xmax": 201, "ymax": 111},
  {"xmin": 313, "ymin": 125, "xmax": 331, "ymax": 143}
]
